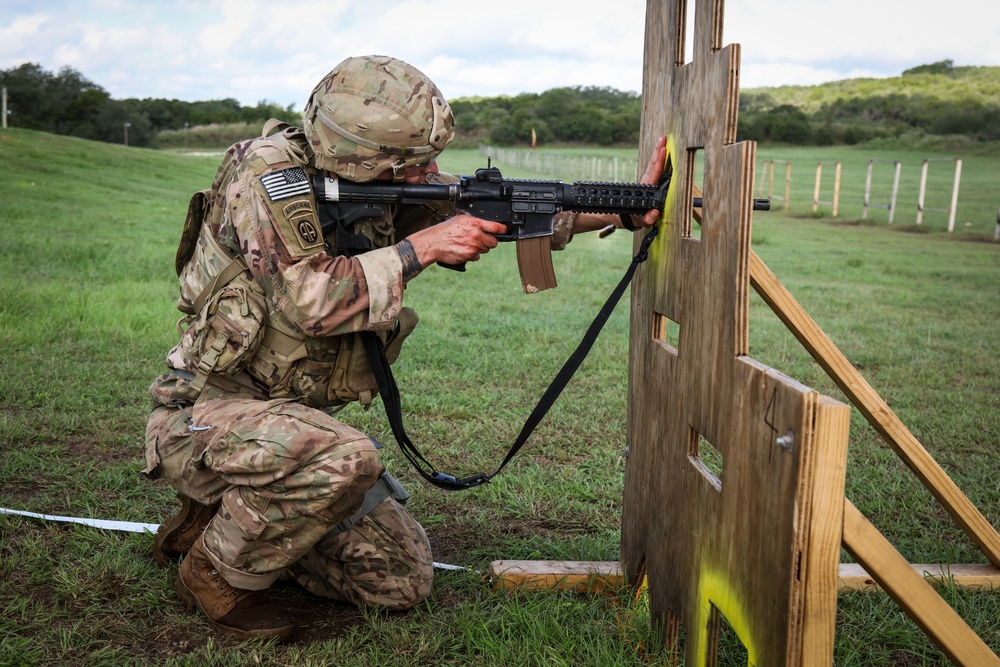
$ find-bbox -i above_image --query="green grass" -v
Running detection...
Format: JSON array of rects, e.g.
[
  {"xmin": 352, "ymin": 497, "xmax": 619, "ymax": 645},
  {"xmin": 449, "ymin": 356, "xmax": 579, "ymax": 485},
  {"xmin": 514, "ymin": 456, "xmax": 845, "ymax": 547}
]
[{"xmin": 0, "ymin": 127, "xmax": 998, "ymax": 665}]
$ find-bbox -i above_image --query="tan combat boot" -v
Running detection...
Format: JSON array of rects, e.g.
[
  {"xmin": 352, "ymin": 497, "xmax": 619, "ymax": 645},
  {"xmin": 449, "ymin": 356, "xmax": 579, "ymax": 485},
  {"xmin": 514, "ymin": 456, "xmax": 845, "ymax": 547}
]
[
  {"xmin": 175, "ymin": 534, "xmax": 294, "ymax": 641},
  {"xmin": 153, "ymin": 493, "xmax": 219, "ymax": 567}
]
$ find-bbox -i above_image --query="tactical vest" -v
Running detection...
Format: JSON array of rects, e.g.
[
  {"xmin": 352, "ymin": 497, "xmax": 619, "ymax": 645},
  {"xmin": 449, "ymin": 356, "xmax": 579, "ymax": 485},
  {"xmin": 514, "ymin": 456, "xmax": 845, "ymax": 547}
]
[{"xmin": 167, "ymin": 121, "xmax": 416, "ymax": 409}]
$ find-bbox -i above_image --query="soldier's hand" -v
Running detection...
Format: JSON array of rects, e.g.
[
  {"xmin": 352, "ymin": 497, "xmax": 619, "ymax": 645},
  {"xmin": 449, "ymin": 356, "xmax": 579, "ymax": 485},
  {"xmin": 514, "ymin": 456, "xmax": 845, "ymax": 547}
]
[
  {"xmin": 408, "ymin": 215, "xmax": 506, "ymax": 267},
  {"xmin": 630, "ymin": 135, "xmax": 668, "ymax": 228}
]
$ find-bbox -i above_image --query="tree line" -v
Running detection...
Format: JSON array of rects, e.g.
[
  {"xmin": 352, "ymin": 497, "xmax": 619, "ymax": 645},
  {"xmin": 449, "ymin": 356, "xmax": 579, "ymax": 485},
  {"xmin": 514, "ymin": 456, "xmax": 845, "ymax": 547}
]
[
  {"xmin": 4, "ymin": 61, "xmax": 998, "ymax": 149},
  {"xmin": 0, "ymin": 63, "xmax": 293, "ymax": 147}
]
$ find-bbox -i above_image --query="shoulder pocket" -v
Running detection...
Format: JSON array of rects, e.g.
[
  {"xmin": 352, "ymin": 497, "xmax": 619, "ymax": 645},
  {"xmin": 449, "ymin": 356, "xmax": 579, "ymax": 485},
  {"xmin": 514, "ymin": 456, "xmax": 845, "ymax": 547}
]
[{"xmin": 191, "ymin": 278, "xmax": 268, "ymax": 378}]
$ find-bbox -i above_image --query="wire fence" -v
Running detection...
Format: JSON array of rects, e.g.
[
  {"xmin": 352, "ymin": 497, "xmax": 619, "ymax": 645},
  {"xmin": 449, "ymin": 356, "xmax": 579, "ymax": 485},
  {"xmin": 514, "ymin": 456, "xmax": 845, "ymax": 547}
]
[
  {"xmin": 478, "ymin": 145, "xmax": 991, "ymax": 237},
  {"xmin": 478, "ymin": 144, "xmax": 640, "ymax": 182}
]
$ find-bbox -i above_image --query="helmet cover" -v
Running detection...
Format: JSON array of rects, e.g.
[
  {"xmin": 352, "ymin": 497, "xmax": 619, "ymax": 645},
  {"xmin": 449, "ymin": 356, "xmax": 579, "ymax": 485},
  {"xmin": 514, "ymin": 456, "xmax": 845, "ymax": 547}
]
[{"xmin": 303, "ymin": 55, "xmax": 455, "ymax": 182}]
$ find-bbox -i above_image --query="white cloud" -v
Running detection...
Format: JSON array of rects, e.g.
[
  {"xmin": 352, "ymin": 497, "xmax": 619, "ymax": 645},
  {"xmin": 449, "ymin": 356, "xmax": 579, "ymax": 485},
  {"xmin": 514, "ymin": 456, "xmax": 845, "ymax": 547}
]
[
  {"xmin": 2, "ymin": 13, "xmax": 48, "ymax": 37},
  {"xmin": 1, "ymin": 0, "xmax": 998, "ymax": 107}
]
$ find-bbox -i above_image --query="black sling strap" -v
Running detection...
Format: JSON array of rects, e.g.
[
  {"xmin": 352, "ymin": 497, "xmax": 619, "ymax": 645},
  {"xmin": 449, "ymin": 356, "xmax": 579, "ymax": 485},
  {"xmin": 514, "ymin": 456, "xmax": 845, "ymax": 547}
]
[{"xmin": 362, "ymin": 225, "xmax": 660, "ymax": 492}]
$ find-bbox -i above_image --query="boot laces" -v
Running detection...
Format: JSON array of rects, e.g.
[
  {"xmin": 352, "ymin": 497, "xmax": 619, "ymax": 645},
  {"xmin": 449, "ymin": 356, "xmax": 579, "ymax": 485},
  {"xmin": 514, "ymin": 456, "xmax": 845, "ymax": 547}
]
[{"xmin": 209, "ymin": 568, "xmax": 256, "ymax": 608}]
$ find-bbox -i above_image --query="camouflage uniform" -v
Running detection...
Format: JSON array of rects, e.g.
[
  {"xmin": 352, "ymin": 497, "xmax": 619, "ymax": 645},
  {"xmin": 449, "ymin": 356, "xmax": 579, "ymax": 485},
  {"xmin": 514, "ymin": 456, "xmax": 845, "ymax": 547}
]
[
  {"xmin": 145, "ymin": 56, "xmax": 577, "ymax": 613},
  {"xmin": 144, "ymin": 119, "xmax": 438, "ymax": 609}
]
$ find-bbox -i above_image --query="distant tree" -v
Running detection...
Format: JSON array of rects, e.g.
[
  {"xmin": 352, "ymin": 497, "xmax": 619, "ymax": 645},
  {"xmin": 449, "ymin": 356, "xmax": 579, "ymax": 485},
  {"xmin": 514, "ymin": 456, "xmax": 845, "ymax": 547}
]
[
  {"xmin": 744, "ymin": 104, "xmax": 812, "ymax": 144},
  {"xmin": 903, "ymin": 60, "xmax": 955, "ymax": 77},
  {"xmin": 1, "ymin": 63, "xmax": 307, "ymax": 146},
  {"xmin": 482, "ymin": 86, "xmax": 641, "ymax": 146},
  {"xmin": 0, "ymin": 63, "xmax": 113, "ymax": 133}
]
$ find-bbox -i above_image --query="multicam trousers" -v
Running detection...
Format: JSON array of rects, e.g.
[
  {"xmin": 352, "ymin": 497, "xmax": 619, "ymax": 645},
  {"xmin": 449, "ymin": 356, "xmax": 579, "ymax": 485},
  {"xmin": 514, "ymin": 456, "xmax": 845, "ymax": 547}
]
[{"xmin": 144, "ymin": 396, "xmax": 433, "ymax": 610}]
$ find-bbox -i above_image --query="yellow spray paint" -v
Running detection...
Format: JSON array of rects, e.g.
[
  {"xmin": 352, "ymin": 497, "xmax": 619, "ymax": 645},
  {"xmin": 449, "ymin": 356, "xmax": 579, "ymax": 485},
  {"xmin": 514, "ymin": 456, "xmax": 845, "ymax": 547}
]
[
  {"xmin": 647, "ymin": 135, "xmax": 678, "ymax": 265},
  {"xmin": 690, "ymin": 565, "xmax": 759, "ymax": 667}
]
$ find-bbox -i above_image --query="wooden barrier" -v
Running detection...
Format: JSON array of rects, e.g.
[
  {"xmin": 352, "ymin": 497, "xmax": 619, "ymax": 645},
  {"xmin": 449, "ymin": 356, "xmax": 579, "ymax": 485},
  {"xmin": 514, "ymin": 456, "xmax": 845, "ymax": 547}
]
[{"xmin": 617, "ymin": 1, "xmax": 999, "ymax": 665}]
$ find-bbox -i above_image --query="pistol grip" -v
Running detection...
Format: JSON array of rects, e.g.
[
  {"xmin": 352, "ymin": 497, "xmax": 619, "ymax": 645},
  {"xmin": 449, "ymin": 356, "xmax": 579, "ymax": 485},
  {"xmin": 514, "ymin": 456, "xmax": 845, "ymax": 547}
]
[
  {"xmin": 515, "ymin": 236, "xmax": 557, "ymax": 294},
  {"xmin": 437, "ymin": 262, "xmax": 467, "ymax": 272}
]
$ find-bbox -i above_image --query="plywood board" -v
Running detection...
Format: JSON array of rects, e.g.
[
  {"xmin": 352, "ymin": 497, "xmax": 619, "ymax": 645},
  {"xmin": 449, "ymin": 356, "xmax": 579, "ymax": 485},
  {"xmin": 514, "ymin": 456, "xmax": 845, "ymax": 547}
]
[{"xmin": 621, "ymin": 1, "xmax": 851, "ymax": 664}]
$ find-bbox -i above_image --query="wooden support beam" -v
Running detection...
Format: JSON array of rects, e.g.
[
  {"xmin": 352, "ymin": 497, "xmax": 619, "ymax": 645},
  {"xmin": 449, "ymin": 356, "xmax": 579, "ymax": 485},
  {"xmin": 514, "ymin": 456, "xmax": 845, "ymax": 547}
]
[
  {"xmin": 842, "ymin": 500, "xmax": 1000, "ymax": 666},
  {"xmin": 748, "ymin": 249, "xmax": 1000, "ymax": 568}
]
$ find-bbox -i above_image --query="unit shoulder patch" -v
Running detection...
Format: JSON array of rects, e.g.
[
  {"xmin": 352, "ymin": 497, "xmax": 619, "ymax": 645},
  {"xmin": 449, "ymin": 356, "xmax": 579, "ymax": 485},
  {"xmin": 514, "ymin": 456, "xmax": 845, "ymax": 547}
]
[{"xmin": 255, "ymin": 168, "xmax": 324, "ymax": 258}]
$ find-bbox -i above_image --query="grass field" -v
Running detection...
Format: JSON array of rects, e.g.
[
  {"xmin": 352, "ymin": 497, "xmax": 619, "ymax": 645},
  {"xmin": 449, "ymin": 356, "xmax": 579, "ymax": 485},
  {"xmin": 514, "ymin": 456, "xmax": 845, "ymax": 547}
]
[{"xmin": 0, "ymin": 127, "xmax": 998, "ymax": 666}]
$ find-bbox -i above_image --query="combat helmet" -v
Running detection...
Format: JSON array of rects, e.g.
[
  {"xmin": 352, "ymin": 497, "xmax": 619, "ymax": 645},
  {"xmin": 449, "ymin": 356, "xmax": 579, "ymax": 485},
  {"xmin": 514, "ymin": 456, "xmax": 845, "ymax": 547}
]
[{"xmin": 303, "ymin": 55, "xmax": 455, "ymax": 182}]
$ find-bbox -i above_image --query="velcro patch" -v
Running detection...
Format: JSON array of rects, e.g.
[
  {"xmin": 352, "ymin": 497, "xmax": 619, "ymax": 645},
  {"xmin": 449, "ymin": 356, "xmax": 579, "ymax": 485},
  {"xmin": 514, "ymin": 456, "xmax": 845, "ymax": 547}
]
[
  {"xmin": 268, "ymin": 195, "xmax": 324, "ymax": 257},
  {"xmin": 261, "ymin": 167, "xmax": 310, "ymax": 201},
  {"xmin": 284, "ymin": 200, "xmax": 323, "ymax": 248}
]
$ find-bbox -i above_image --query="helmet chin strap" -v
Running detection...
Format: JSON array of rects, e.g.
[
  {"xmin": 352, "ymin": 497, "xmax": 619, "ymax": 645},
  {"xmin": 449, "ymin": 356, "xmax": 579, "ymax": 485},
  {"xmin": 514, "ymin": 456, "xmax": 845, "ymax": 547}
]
[{"xmin": 391, "ymin": 160, "xmax": 408, "ymax": 182}]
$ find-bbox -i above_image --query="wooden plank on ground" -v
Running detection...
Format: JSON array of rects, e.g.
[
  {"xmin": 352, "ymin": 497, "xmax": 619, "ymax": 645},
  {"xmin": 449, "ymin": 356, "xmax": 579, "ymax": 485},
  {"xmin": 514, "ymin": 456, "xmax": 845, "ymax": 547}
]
[
  {"xmin": 839, "ymin": 563, "xmax": 1000, "ymax": 592},
  {"xmin": 488, "ymin": 560, "xmax": 1000, "ymax": 594},
  {"xmin": 489, "ymin": 561, "xmax": 623, "ymax": 592}
]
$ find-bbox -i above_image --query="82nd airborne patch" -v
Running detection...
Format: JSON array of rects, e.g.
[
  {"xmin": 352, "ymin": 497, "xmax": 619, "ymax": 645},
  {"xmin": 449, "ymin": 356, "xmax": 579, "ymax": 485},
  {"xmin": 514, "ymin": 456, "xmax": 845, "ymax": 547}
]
[{"xmin": 258, "ymin": 167, "xmax": 324, "ymax": 257}]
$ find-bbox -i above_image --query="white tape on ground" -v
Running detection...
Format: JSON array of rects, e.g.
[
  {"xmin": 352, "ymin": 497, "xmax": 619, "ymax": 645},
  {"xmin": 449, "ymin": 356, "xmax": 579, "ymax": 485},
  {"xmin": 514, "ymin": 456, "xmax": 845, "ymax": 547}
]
[
  {"xmin": 0, "ymin": 507, "xmax": 160, "ymax": 533},
  {"xmin": 1, "ymin": 507, "xmax": 471, "ymax": 572}
]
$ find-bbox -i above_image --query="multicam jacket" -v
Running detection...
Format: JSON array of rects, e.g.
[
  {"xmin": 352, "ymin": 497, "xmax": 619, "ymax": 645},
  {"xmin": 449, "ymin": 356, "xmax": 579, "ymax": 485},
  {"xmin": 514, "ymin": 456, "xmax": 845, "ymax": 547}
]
[{"xmin": 152, "ymin": 121, "xmax": 576, "ymax": 410}]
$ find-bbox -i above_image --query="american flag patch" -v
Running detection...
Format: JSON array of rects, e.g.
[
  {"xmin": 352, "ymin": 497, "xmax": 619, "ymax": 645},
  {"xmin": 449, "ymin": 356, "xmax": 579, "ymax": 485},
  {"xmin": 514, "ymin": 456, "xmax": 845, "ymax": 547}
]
[{"xmin": 260, "ymin": 167, "xmax": 310, "ymax": 201}]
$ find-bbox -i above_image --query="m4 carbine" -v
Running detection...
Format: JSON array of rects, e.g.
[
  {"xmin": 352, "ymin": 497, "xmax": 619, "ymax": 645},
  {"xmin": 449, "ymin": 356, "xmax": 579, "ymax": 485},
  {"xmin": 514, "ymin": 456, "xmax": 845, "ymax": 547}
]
[{"xmin": 313, "ymin": 165, "xmax": 767, "ymax": 293}]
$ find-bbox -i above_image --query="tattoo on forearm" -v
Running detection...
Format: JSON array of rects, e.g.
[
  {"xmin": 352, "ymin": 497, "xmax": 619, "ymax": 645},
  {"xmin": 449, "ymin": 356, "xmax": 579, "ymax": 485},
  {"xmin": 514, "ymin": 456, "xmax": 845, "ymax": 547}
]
[{"xmin": 398, "ymin": 239, "xmax": 423, "ymax": 282}]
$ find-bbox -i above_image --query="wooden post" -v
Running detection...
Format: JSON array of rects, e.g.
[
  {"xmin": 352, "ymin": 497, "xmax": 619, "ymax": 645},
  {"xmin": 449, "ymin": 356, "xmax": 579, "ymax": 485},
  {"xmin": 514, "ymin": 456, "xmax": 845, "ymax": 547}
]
[
  {"xmin": 783, "ymin": 160, "xmax": 791, "ymax": 210},
  {"xmin": 948, "ymin": 159, "xmax": 962, "ymax": 232},
  {"xmin": 759, "ymin": 160, "xmax": 790, "ymax": 210},
  {"xmin": 889, "ymin": 160, "xmax": 901, "ymax": 223},
  {"xmin": 833, "ymin": 162, "xmax": 841, "ymax": 216},
  {"xmin": 917, "ymin": 159, "xmax": 930, "ymax": 226},
  {"xmin": 917, "ymin": 158, "xmax": 963, "ymax": 231},
  {"xmin": 863, "ymin": 159, "xmax": 901, "ymax": 223},
  {"xmin": 813, "ymin": 162, "xmax": 842, "ymax": 217},
  {"xmin": 813, "ymin": 162, "xmax": 822, "ymax": 213},
  {"xmin": 2, "ymin": 87, "xmax": 7, "ymax": 129},
  {"xmin": 862, "ymin": 161, "xmax": 873, "ymax": 220}
]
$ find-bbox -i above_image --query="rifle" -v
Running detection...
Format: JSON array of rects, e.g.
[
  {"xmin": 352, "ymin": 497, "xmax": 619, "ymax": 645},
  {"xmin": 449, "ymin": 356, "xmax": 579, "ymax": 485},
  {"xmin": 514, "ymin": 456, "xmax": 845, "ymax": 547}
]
[{"xmin": 312, "ymin": 165, "xmax": 768, "ymax": 293}]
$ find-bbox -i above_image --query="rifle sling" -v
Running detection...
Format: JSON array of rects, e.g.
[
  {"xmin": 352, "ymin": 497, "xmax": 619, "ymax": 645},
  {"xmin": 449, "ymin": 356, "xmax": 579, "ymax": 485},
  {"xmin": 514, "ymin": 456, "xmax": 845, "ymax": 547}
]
[{"xmin": 362, "ymin": 225, "xmax": 660, "ymax": 492}]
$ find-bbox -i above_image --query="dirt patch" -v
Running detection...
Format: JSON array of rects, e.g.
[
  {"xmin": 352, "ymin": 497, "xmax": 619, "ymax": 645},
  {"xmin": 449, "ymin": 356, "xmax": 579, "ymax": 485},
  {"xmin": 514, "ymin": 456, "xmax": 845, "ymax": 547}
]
[
  {"xmin": 268, "ymin": 583, "xmax": 368, "ymax": 644},
  {"xmin": 63, "ymin": 437, "xmax": 136, "ymax": 465}
]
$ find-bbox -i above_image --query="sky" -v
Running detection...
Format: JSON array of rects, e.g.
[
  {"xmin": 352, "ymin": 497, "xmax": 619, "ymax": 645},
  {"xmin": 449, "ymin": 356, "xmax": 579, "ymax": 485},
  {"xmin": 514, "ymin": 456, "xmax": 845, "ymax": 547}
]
[{"xmin": 2, "ymin": 0, "xmax": 998, "ymax": 111}]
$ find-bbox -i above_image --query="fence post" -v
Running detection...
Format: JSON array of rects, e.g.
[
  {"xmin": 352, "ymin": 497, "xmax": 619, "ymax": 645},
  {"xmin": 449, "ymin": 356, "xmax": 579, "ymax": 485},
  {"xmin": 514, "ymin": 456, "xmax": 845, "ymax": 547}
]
[
  {"xmin": 916, "ymin": 158, "xmax": 962, "ymax": 231},
  {"xmin": 948, "ymin": 159, "xmax": 962, "ymax": 232},
  {"xmin": 813, "ymin": 161, "xmax": 842, "ymax": 217},
  {"xmin": 783, "ymin": 161, "xmax": 791, "ymax": 210},
  {"xmin": 917, "ymin": 159, "xmax": 930, "ymax": 226},
  {"xmin": 758, "ymin": 160, "xmax": 791, "ymax": 210},
  {"xmin": 833, "ymin": 162, "xmax": 842, "ymax": 216},
  {"xmin": 864, "ymin": 159, "xmax": 902, "ymax": 223},
  {"xmin": 813, "ymin": 162, "xmax": 822, "ymax": 214}
]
